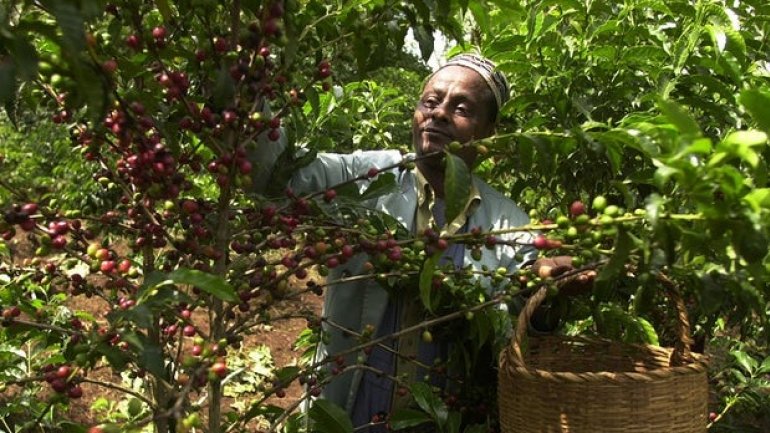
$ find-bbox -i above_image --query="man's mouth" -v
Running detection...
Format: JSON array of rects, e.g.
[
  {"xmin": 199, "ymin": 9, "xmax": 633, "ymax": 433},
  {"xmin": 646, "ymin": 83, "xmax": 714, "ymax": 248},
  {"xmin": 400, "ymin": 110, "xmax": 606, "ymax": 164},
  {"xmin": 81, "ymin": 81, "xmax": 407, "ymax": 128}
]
[{"xmin": 423, "ymin": 127, "xmax": 451, "ymax": 139}]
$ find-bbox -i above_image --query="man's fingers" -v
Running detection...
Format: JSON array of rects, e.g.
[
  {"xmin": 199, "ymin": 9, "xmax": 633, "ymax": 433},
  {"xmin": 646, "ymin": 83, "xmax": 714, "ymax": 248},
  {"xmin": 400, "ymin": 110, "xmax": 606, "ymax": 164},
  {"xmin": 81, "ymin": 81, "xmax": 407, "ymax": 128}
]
[
  {"xmin": 549, "ymin": 265, "xmax": 572, "ymax": 277},
  {"xmin": 576, "ymin": 270, "xmax": 597, "ymax": 283},
  {"xmin": 537, "ymin": 264, "xmax": 552, "ymax": 279}
]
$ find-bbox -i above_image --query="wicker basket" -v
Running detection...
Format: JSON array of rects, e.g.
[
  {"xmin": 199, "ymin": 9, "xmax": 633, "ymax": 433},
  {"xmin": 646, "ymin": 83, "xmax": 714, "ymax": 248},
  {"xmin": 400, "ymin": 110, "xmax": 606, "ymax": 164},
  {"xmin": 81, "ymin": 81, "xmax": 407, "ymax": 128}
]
[{"xmin": 498, "ymin": 281, "xmax": 709, "ymax": 433}]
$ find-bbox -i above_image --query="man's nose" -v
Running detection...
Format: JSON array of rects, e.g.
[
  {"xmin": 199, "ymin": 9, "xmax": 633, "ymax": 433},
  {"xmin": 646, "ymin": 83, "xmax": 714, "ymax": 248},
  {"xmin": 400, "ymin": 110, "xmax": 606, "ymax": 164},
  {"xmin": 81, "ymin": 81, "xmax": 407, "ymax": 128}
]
[{"xmin": 430, "ymin": 102, "xmax": 449, "ymax": 121}]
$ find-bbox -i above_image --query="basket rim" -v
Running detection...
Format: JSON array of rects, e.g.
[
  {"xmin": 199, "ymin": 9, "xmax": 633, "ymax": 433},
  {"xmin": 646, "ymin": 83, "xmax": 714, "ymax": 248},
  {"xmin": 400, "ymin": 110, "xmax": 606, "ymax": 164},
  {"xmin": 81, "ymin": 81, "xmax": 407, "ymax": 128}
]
[{"xmin": 500, "ymin": 334, "xmax": 709, "ymax": 383}]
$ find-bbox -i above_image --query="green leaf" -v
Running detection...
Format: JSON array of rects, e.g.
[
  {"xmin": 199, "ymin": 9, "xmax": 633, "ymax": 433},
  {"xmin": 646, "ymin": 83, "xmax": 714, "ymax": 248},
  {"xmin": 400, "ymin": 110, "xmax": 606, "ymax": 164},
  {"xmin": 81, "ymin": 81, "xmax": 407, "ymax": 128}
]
[
  {"xmin": 419, "ymin": 253, "xmax": 441, "ymax": 313},
  {"xmin": 305, "ymin": 86, "xmax": 320, "ymax": 118},
  {"xmin": 308, "ymin": 400, "xmax": 353, "ymax": 433},
  {"xmin": 212, "ymin": 65, "xmax": 236, "ymax": 110},
  {"xmin": 757, "ymin": 356, "xmax": 770, "ymax": 375},
  {"xmin": 414, "ymin": 24, "xmax": 435, "ymax": 61},
  {"xmin": 47, "ymin": 1, "xmax": 86, "ymax": 53},
  {"xmin": 122, "ymin": 331, "xmax": 166, "ymax": 379},
  {"xmin": 446, "ymin": 411, "xmax": 462, "ymax": 433},
  {"xmin": 155, "ymin": 0, "xmax": 174, "ymax": 22},
  {"xmin": 657, "ymin": 99, "xmax": 701, "ymax": 137},
  {"xmin": 743, "ymin": 188, "xmax": 770, "ymax": 212},
  {"xmin": 739, "ymin": 89, "xmax": 770, "ymax": 135},
  {"xmin": 444, "ymin": 152, "xmax": 471, "ymax": 226},
  {"xmin": 628, "ymin": 315, "xmax": 659, "ymax": 345},
  {"xmin": 389, "ymin": 408, "xmax": 432, "ymax": 431},
  {"xmin": 596, "ymin": 229, "xmax": 634, "ymax": 287},
  {"xmin": 0, "ymin": 60, "xmax": 17, "ymax": 108},
  {"xmin": 722, "ymin": 130, "xmax": 768, "ymax": 148},
  {"xmin": 11, "ymin": 37, "xmax": 38, "ymax": 80},
  {"xmin": 731, "ymin": 350, "xmax": 758, "ymax": 374},
  {"xmin": 410, "ymin": 382, "xmax": 448, "ymax": 427},
  {"xmin": 127, "ymin": 398, "xmax": 143, "ymax": 418},
  {"xmin": 144, "ymin": 268, "xmax": 238, "ymax": 303},
  {"xmin": 361, "ymin": 172, "xmax": 398, "ymax": 200},
  {"xmin": 732, "ymin": 223, "xmax": 768, "ymax": 264}
]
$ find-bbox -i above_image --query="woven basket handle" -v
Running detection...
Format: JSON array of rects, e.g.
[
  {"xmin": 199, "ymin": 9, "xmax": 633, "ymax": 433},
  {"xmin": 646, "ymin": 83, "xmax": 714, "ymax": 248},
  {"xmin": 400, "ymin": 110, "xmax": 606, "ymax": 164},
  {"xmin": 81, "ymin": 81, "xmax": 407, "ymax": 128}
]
[{"xmin": 509, "ymin": 271, "xmax": 694, "ymax": 369}]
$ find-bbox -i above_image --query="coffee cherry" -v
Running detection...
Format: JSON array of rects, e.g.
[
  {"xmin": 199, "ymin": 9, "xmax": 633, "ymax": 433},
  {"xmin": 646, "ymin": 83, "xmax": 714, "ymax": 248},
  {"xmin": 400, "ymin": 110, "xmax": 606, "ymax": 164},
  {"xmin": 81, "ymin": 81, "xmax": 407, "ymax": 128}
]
[
  {"xmin": 421, "ymin": 330, "xmax": 433, "ymax": 343},
  {"xmin": 102, "ymin": 59, "xmax": 118, "ymax": 73},
  {"xmin": 125, "ymin": 34, "xmax": 140, "ymax": 50},
  {"xmin": 569, "ymin": 200, "xmax": 586, "ymax": 217},
  {"xmin": 100, "ymin": 260, "xmax": 116, "ymax": 273},
  {"xmin": 152, "ymin": 26, "xmax": 167, "ymax": 40},
  {"xmin": 533, "ymin": 235, "xmax": 548, "ymax": 250},
  {"xmin": 210, "ymin": 361, "xmax": 227, "ymax": 378},
  {"xmin": 592, "ymin": 196, "xmax": 607, "ymax": 212},
  {"xmin": 57, "ymin": 365, "xmax": 72, "ymax": 379},
  {"xmin": 67, "ymin": 384, "xmax": 83, "ymax": 399},
  {"xmin": 21, "ymin": 203, "xmax": 38, "ymax": 215},
  {"xmin": 183, "ymin": 325, "xmax": 196, "ymax": 337},
  {"xmin": 323, "ymin": 189, "xmax": 337, "ymax": 202},
  {"xmin": 214, "ymin": 37, "xmax": 229, "ymax": 53}
]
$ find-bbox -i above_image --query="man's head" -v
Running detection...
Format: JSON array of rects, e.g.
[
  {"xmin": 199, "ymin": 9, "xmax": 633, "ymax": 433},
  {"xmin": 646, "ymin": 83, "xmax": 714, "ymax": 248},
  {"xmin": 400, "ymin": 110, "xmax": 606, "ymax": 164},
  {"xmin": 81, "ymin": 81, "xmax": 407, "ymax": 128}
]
[{"xmin": 412, "ymin": 54, "xmax": 509, "ymax": 171}]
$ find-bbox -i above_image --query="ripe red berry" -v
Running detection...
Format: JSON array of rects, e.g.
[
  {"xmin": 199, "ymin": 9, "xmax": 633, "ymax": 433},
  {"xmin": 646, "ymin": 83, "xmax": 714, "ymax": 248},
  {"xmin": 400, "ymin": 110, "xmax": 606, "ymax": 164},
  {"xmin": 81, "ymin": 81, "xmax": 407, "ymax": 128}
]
[
  {"xmin": 210, "ymin": 361, "xmax": 227, "ymax": 378},
  {"xmin": 214, "ymin": 37, "xmax": 229, "ymax": 53},
  {"xmin": 102, "ymin": 59, "xmax": 118, "ymax": 73},
  {"xmin": 57, "ymin": 365, "xmax": 72, "ymax": 379},
  {"xmin": 533, "ymin": 235, "xmax": 548, "ymax": 250},
  {"xmin": 67, "ymin": 384, "xmax": 83, "ymax": 399},
  {"xmin": 21, "ymin": 203, "xmax": 38, "ymax": 215},
  {"xmin": 435, "ymin": 239, "xmax": 448, "ymax": 251},
  {"xmin": 259, "ymin": 46, "xmax": 270, "ymax": 58},
  {"xmin": 51, "ymin": 378, "xmax": 68, "ymax": 393},
  {"xmin": 183, "ymin": 325, "xmax": 196, "ymax": 337},
  {"xmin": 324, "ymin": 189, "xmax": 337, "ymax": 202},
  {"xmin": 51, "ymin": 235, "xmax": 67, "ymax": 249},
  {"xmin": 151, "ymin": 26, "xmax": 167, "ymax": 40},
  {"xmin": 19, "ymin": 219, "xmax": 35, "ymax": 231},
  {"xmin": 569, "ymin": 200, "xmax": 586, "ymax": 217},
  {"xmin": 3, "ymin": 306, "xmax": 20, "ymax": 319},
  {"xmin": 100, "ymin": 260, "xmax": 116, "ymax": 273},
  {"xmin": 367, "ymin": 167, "xmax": 379, "ymax": 178},
  {"xmin": 125, "ymin": 34, "xmax": 140, "ymax": 50},
  {"xmin": 117, "ymin": 259, "xmax": 132, "ymax": 274},
  {"xmin": 267, "ymin": 128, "xmax": 281, "ymax": 141}
]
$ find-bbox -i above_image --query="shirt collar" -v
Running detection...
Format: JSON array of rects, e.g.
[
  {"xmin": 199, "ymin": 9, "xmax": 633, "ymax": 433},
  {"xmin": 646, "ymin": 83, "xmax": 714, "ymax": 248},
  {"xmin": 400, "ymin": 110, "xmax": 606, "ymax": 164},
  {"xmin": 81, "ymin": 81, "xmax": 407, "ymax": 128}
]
[{"xmin": 415, "ymin": 169, "xmax": 481, "ymax": 236}]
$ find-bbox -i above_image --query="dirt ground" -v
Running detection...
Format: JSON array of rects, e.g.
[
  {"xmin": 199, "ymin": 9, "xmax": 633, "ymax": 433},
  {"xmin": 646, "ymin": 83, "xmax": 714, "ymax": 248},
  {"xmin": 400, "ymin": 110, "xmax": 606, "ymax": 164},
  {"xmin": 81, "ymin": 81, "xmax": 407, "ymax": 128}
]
[{"xmin": 0, "ymin": 235, "xmax": 323, "ymax": 430}]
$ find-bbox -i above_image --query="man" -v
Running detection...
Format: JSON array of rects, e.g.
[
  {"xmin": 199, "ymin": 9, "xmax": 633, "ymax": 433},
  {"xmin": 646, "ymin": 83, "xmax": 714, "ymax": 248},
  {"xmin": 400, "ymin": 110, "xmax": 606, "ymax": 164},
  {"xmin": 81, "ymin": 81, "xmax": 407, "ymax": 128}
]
[{"xmin": 255, "ymin": 53, "xmax": 575, "ymax": 431}]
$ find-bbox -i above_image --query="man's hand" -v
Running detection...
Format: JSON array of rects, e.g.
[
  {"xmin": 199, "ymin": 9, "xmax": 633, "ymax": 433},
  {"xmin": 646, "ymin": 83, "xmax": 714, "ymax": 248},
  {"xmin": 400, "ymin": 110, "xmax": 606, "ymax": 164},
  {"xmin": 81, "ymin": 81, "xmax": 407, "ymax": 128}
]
[{"xmin": 531, "ymin": 256, "xmax": 596, "ymax": 297}]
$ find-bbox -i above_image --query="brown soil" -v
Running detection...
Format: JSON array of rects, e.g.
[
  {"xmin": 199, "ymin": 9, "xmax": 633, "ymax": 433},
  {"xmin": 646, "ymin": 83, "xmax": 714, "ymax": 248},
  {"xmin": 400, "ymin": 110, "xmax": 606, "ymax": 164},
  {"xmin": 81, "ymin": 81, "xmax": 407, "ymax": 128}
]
[{"xmin": 0, "ymin": 234, "xmax": 323, "ymax": 430}]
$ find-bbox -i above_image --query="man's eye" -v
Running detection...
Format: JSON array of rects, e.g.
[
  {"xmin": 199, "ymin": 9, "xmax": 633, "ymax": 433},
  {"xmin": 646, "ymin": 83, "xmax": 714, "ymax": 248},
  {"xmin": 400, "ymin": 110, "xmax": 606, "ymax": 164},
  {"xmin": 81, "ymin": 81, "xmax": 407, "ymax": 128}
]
[
  {"xmin": 422, "ymin": 97, "xmax": 438, "ymax": 108},
  {"xmin": 455, "ymin": 105, "xmax": 469, "ymax": 115}
]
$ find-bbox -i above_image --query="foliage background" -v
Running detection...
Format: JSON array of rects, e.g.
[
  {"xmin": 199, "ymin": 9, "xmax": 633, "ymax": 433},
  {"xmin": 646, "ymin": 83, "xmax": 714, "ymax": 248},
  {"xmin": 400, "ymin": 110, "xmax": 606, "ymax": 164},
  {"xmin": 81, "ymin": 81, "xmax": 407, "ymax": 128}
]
[{"xmin": 0, "ymin": 0, "xmax": 769, "ymax": 431}]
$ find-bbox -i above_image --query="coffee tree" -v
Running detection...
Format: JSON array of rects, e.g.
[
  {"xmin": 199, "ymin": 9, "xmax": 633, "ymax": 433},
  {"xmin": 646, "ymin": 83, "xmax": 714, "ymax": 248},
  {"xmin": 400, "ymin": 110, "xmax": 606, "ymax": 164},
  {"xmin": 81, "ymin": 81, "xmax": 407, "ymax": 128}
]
[
  {"xmin": 1, "ymin": 0, "xmax": 770, "ymax": 432},
  {"xmin": 0, "ymin": 0, "xmax": 451, "ymax": 432}
]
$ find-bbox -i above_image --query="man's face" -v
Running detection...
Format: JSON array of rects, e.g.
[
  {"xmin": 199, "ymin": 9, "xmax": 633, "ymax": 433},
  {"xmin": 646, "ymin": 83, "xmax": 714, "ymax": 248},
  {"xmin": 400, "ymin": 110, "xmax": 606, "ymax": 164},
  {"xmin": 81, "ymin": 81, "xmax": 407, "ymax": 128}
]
[{"xmin": 412, "ymin": 65, "xmax": 496, "ymax": 170}]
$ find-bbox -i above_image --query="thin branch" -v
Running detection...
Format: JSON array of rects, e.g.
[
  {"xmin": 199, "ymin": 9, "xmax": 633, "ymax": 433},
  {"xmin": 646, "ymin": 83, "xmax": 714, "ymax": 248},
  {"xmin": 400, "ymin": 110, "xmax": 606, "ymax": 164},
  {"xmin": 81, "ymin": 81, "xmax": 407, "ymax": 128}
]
[{"xmin": 79, "ymin": 377, "xmax": 157, "ymax": 409}]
